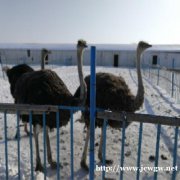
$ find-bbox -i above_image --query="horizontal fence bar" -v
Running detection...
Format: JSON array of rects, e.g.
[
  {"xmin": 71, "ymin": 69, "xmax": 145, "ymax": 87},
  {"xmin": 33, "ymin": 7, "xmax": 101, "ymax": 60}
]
[
  {"xmin": 0, "ymin": 103, "xmax": 94, "ymax": 114},
  {"xmin": 97, "ymin": 111, "xmax": 180, "ymax": 126},
  {"xmin": 0, "ymin": 103, "xmax": 59, "ymax": 114}
]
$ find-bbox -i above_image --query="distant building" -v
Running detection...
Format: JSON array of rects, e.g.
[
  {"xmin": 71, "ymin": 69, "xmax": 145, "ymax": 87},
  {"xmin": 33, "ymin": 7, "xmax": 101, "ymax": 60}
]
[
  {"xmin": 0, "ymin": 43, "xmax": 180, "ymax": 69},
  {"xmin": 142, "ymin": 45, "xmax": 180, "ymax": 69}
]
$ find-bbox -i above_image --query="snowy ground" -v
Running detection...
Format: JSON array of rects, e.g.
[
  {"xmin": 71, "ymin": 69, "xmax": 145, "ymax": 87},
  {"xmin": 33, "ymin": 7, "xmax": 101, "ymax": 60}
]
[{"xmin": 0, "ymin": 65, "xmax": 179, "ymax": 180}]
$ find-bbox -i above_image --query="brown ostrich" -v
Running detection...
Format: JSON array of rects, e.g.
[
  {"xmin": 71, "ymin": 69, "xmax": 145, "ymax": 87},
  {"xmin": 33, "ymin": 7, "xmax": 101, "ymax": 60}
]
[
  {"xmin": 4, "ymin": 49, "xmax": 51, "ymax": 138},
  {"xmin": 74, "ymin": 41, "xmax": 152, "ymax": 170},
  {"xmin": 6, "ymin": 40, "xmax": 87, "ymax": 172},
  {"xmin": 4, "ymin": 64, "xmax": 34, "ymax": 137}
]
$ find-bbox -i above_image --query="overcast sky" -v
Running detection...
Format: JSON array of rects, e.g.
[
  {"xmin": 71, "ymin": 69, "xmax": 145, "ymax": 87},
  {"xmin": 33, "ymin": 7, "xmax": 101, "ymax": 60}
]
[{"xmin": 0, "ymin": 0, "xmax": 180, "ymax": 44}]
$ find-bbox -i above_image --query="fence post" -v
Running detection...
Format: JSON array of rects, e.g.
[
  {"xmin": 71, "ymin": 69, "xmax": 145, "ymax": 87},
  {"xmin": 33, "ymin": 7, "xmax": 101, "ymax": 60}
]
[
  {"xmin": 29, "ymin": 111, "xmax": 34, "ymax": 180},
  {"xmin": 17, "ymin": 111, "xmax": 21, "ymax": 180},
  {"xmin": 136, "ymin": 122, "xmax": 143, "ymax": 180},
  {"xmin": 120, "ymin": 115, "xmax": 126, "ymax": 180},
  {"xmin": 154, "ymin": 124, "xmax": 161, "ymax": 180},
  {"xmin": 56, "ymin": 111, "xmax": 60, "ymax": 180},
  {"xmin": 172, "ymin": 127, "xmax": 179, "ymax": 180},
  {"xmin": 70, "ymin": 110, "xmax": 74, "ymax": 180},
  {"xmin": 171, "ymin": 58, "xmax": 175, "ymax": 97},
  {"xmin": 4, "ymin": 111, "xmax": 8, "ymax": 180},
  {"xmin": 157, "ymin": 57, "xmax": 160, "ymax": 86},
  {"xmin": 102, "ymin": 119, "xmax": 107, "ymax": 179},
  {"xmin": 89, "ymin": 46, "xmax": 96, "ymax": 180}
]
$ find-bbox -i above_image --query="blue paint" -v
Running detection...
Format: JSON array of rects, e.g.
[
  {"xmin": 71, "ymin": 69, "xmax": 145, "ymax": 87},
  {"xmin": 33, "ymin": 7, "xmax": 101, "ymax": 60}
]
[
  {"xmin": 102, "ymin": 119, "xmax": 107, "ymax": 179},
  {"xmin": 56, "ymin": 111, "xmax": 60, "ymax": 180},
  {"xmin": 43, "ymin": 112, "xmax": 47, "ymax": 180},
  {"xmin": 4, "ymin": 111, "xmax": 8, "ymax": 180},
  {"xmin": 29, "ymin": 111, "xmax": 34, "ymax": 180},
  {"xmin": 70, "ymin": 110, "xmax": 74, "ymax": 180},
  {"xmin": 154, "ymin": 124, "xmax": 161, "ymax": 180},
  {"xmin": 136, "ymin": 122, "xmax": 143, "ymax": 180},
  {"xmin": 16, "ymin": 111, "xmax": 21, "ymax": 180},
  {"xmin": 89, "ymin": 46, "xmax": 96, "ymax": 180},
  {"xmin": 120, "ymin": 114, "xmax": 126, "ymax": 180},
  {"xmin": 172, "ymin": 126, "xmax": 179, "ymax": 180}
]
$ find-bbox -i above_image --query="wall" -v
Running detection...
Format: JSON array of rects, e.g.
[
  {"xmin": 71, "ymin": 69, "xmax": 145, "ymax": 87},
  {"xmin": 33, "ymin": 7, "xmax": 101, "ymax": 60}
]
[
  {"xmin": 143, "ymin": 52, "xmax": 180, "ymax": 69},
  {"xmin": 1, "ymin": 48, "xmax": 179, "ymax": 68}
]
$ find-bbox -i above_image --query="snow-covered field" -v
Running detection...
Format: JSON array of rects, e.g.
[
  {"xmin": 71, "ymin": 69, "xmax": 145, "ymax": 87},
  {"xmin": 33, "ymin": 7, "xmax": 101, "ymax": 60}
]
[{"xmin": 0, "ymin": 65, "xmax": 179, "ymax": 180}]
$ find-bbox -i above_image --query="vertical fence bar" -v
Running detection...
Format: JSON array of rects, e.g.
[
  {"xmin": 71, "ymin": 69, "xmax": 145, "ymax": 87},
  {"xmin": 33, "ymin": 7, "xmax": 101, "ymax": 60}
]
[
  {"xmin": 102, "ymin": 119, "xmax": 107, "ymax": 180},
  {"xmin": 154, "ymin": 124, "xmax": 161, "ymax": 180},
  {"xmin": 70, "ymin": 110, "xmax": 74, "ymax": 180},
  {"xmin": 29, "ymin": 111, "xmax": 34, "ymax": 180},
  {"xmin": 56, "ymin": 110, "xmax": 60, "ymax": 180},
  {"xmin": 17, "ymin": 111, "xmax": 21, "ymax": 180},
  {"xmin": 136, "ymin": 122, "xmax": 143, "ymax": 180},
  {"xmin": 4, "ymin": 111, "xmax": 8, "ymax": 180},
  {"xmin": 171, "ymin": 58, "xmax": 175, "ymax": 97},
  {"xmin": 172, "ymin": 126, "xmax": 179, "ymax": 180},
  {"xmin": 89, "ymin": 46, "xmax": 96, "ymax": 180},
  {"xmin": 157, "ymin": 67, "xmax": 160, "ymax": 86},
  {"xmin": 120, "ymin": 115, "xmax": 126, "ymax": 180},
  {"xmin": 43, "ymin": 112, "xmax": 47, "ymax": 180}
]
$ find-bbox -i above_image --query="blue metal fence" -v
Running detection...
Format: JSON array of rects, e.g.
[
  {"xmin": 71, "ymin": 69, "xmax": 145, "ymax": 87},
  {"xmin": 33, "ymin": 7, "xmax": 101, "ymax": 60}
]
[
  {"xmin": 0, "ymin": 46, "xmax": 179, "ymax": 179},
  {"xmin": 142, "ymin": 58, "xmax": 180, "ymax": 104}
]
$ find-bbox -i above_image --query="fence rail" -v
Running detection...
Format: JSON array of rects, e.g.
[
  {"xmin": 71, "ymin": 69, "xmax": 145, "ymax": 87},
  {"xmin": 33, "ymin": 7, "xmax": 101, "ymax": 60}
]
[
  {"xmin": 142, "ymin": 63, "xmax": 180, "ymax": 103},
  {"xmin": 97, "ymin": 111, "xmax": 180, "ymax": 126},
  {"xmin": 0, "ymin": 103, "xmax": 59, "ymax": 114}
]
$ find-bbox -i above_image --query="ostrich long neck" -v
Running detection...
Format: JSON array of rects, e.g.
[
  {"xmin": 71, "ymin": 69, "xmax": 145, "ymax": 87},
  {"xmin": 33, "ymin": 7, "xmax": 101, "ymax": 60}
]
[
  {"xmin": 133, "ymin": 48, "xmax": 144, "ymax": 110},
  {"xmin": 41, "ymin": 52, "xmax": 47, "ymax": 70},
  {"xmin": 77, "ymin": 49, "xmax": 87, "ymax": 106}
]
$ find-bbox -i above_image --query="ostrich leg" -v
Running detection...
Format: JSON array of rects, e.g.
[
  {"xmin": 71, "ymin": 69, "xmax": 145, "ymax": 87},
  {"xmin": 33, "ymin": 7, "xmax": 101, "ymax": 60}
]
[
  {"xmin": 98, "ymin": 127, "xmax": 113, "ymax": 164},
  {"xmin": 24, "ymin": 123, "xmax": 30, "ymax": 136},
  {"xmin": 80, "ymin": 127, "xmax": 90, "ymax": 171},
  {"xmin": 46, "ymin": 127, "xmax": 58, "ymax": 169},
  {"xmin": 34, "ymin": 125, "xmax": 44, "ymax": 172}
]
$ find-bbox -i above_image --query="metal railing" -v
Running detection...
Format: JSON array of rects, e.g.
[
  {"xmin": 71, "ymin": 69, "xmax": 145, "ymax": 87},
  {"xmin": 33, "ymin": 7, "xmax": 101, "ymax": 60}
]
[
  {"xmin": 0, "ymin": 47, "xmax": 179, "ymax": 179},
  {"xmin": 142, "ymin": 60, "xmax": 180, "ymax": 103},
  {"xmin": 97, "ymin": 111, "xmax": 180, "ymax": 180}
]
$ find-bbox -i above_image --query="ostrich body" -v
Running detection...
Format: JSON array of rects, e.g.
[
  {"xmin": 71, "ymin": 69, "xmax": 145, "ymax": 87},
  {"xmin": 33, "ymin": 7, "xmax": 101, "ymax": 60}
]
[
  {"xmin": 6, "ymin": 40, "xmax": 87, "ymax": 172},
  {"xmin": 5, "ymin": 64, "xmax": 34, "ymax": 137},
  {"xmin": 74, "ymin": 41, "xmax": 152, "ymax": 170},
  {"xmin": 5, "ymin": 49, "xmax": 51, "ymax": 138}
]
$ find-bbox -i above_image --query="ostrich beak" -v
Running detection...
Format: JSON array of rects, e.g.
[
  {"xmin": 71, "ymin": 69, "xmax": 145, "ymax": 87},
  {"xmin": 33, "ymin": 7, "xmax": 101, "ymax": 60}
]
[
  {"xmin": 147, "ymin": 44, "xmax": 152, "ymax": 48},
  {"xmin": 42, "ymin": 49, "xmax": 51, "ymax": 54}
]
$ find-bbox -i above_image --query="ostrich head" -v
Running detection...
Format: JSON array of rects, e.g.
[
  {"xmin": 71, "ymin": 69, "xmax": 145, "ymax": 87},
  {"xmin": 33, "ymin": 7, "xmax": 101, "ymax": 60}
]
[
  {"xmin": 76, "ymin": 39, "xmax": 88, "ymax": 106},
  {"xmin": 42, "ymin": 48, "xmax": 51, "ymax": 59},
  {"xmin": 137, "ymin": 41, "xmax": 152, "ymax": 56},
  {"xmin": 77, "ymin": 39, "xmax": 88, "ymax": 49}
]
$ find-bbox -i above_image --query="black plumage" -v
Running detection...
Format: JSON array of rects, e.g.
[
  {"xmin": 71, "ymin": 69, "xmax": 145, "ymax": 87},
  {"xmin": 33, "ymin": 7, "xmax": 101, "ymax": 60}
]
[
  {"xmin": 5, "ymin": 40, "xmax": 88, "ymax": 172},
  {"xmin": 74, "ymin": 41, "xmax": 152, "ymax": 171}
]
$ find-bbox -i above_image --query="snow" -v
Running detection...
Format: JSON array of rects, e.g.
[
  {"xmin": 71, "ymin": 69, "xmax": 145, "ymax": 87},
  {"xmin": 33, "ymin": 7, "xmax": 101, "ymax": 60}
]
[{"xmin": 0, "ymin": 65, "xmax": 179, "ymax": 180}]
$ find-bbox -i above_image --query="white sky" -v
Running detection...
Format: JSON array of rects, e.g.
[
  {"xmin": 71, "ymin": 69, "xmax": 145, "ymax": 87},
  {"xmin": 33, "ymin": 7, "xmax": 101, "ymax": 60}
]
[{"xmin": 0, "ymin": 0, "xmax": 180, "ymax": 44}]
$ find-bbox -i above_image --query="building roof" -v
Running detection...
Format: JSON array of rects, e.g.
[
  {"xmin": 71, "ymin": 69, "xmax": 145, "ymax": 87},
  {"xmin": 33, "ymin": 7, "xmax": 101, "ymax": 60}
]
[{"xmin": 0, "ymin": 43, "xmax": 180, "ymax": 52}]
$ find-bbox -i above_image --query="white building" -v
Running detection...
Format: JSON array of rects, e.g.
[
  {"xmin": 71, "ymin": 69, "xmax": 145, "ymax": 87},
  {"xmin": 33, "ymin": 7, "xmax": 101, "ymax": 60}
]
[
  {"xmin": 0, "ymin": 43, "xmax": 180, "ymax": 69},
  {"xmin": 143, "ymin": 45, "xmax": 180, "ymax": 69}
]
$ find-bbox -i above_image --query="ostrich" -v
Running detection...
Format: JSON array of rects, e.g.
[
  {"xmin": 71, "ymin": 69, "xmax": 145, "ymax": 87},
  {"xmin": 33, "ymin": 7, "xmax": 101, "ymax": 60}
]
[
  {"xmin": 41, "ymin": 48, "xmax": 51, "ymax": 70},
  {"xmin": 4, "ymin": 49, "xmax": 51, "ymax": 138},
  {"xmin": 4, "ymin": 64, "xmax": 34, "ymax": 137},
  {"xmin": 6, "ymin": 40, "xmax": 87, "ymax": 172},
  {"xmin": 74, "ymin": 41, "xmax": 152, "ymax": 170}
]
